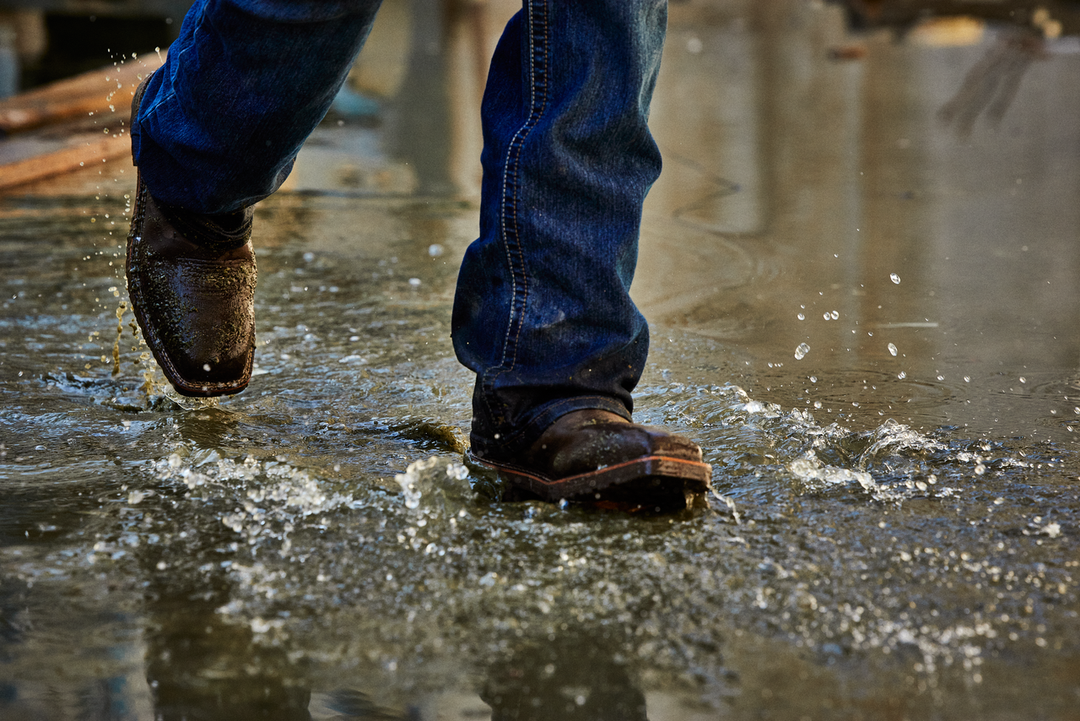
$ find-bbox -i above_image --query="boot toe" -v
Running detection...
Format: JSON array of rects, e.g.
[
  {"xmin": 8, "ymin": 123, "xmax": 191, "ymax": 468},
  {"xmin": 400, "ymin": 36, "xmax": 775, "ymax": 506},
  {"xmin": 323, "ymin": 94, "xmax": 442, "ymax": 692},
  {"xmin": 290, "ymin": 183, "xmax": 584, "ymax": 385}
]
[{"xmin": 126, "ymin": 184, "xmax": 257, "ymax": 397}]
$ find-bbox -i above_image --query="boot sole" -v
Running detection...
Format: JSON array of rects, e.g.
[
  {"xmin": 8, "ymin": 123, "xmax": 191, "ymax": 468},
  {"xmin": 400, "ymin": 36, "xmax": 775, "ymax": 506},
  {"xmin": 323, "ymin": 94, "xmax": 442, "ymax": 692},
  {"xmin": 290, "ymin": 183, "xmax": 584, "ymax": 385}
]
[{"xmin": 467, "ymin": 450, "xmax": 712, "ymax": 506}]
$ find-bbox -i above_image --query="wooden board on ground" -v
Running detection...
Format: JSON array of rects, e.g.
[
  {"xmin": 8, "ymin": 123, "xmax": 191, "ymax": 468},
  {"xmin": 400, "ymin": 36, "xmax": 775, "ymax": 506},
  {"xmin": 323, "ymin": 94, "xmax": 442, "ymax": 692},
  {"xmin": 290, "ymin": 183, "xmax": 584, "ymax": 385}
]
[{"xmin": 0, "ymin": 53, "xmax": 163, "ymax": 192}]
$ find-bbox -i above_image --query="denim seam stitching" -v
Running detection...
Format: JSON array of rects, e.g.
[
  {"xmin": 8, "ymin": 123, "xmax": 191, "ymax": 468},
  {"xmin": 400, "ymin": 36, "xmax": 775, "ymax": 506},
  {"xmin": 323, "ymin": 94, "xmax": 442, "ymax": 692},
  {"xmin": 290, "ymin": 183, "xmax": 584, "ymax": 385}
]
[{"xmin": 483, "ymin": 0, "xmax": 550, "ymax": 427}]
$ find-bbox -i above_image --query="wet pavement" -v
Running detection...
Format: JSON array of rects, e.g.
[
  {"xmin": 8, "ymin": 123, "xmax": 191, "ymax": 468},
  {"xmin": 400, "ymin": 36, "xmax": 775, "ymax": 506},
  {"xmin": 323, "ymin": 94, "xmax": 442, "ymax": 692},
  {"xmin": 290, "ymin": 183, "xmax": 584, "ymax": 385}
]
[{"xmin": 2, "ymin": 0, "xmax": 1080, "ymax": 718}]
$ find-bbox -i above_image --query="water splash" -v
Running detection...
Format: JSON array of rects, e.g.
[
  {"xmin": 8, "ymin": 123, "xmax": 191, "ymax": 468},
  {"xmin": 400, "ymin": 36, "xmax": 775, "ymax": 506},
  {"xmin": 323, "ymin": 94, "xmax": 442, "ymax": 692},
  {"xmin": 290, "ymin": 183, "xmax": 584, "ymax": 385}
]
[
  {"xmin": 789, "ymin": 452, "xmax": 877, "ymax": 493},
  {"xmin": 161, "ymin": 387, "xmax": 221, "ymax": 411},
  {"xmin": 394, "ymin": 455, "xmax": 470, "ymax": 512}
]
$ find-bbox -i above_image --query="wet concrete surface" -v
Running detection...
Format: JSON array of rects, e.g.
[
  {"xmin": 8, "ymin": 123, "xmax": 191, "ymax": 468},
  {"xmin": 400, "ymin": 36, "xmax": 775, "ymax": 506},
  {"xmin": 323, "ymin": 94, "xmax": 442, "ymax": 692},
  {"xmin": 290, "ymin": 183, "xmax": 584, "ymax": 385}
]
[{"xmin": 2, "ymin": 0, "xmax": 1080, "ymax": 718}]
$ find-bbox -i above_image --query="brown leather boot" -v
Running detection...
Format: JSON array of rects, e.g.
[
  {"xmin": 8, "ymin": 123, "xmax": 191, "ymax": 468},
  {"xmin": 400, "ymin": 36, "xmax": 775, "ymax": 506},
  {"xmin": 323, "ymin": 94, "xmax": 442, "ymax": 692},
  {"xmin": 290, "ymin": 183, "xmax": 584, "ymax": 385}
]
[
  {"xmin": 126, "ymin": 81, "xmax": 257, "ymax": 397},
  {"xmin": 469, "ymin": 409, "xmax": 712, "ymax": 507}
]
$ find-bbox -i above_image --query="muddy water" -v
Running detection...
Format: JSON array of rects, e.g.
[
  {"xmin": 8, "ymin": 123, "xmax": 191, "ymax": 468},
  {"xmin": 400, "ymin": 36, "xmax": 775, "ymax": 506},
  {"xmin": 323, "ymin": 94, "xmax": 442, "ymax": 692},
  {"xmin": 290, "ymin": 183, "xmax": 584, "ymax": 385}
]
[{"xmin": 2, "ymin": 1, "xmax": 1080, "ymax": 719}]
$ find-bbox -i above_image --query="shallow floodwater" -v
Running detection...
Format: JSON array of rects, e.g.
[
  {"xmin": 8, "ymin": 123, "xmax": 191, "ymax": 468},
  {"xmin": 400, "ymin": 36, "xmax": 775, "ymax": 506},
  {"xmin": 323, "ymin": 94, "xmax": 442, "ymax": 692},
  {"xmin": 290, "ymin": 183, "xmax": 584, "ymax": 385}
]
[{"xmin": 2, "ymin": 1, "xmax": 1080, "ymax": 719}]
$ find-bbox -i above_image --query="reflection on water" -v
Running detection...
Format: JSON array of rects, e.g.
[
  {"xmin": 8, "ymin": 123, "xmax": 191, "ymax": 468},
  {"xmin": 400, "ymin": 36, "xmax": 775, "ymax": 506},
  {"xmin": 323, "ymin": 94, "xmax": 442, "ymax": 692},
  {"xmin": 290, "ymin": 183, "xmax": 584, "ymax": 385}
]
[{"xmin": 2, "ymin": 0, "xmax": 1080, "ymax": 719}]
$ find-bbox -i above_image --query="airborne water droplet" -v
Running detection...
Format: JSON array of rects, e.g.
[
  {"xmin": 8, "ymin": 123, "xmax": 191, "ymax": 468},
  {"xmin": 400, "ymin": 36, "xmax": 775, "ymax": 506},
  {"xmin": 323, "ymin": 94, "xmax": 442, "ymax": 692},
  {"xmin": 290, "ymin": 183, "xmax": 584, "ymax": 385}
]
[
  {"xmin": 888, "ymin": 343, "xmax": 898, "ymax": 356},
  {"xmin": 890, "ymin": 273, "xmax": 901, "ymax": 284},
  {"xmin": 794, "ymin": 343, "xmax": 810, "ymax": 360}
]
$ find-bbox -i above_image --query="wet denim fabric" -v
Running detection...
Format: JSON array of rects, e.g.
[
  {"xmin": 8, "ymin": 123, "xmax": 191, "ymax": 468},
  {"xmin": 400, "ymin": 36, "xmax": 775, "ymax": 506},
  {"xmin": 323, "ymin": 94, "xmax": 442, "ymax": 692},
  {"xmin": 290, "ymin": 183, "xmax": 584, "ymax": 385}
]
[
  {"xmin": 452, "ymin": 1, "xmax": 666, "ymax": 459},
  {"xmin": 132, "ymin": 0, "xmax": 384, "ymax": 213},
  {"xmin": 132, "ymin": 0, "xmax": 667, "ymax": 457}
]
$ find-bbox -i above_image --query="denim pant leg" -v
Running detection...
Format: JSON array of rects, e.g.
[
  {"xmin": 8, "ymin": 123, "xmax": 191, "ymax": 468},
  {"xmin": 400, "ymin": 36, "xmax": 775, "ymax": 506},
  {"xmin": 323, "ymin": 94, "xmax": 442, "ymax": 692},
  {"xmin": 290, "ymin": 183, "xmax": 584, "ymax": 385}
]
[
  {"xmin": 452, "ymin": 0, "xmax": 667, "ymax": 459},
  {"xmin": 132, "ymin": 0, "xmax": 383, "ymax": 215}
]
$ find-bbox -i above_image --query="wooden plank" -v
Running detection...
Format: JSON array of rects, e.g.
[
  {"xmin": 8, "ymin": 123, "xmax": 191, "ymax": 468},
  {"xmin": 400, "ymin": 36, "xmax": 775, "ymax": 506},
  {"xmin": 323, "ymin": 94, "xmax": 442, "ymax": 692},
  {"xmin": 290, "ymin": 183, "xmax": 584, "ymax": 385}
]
[
  {"xmin": 0, "ymin": 52, "xmax": 164, "ymax": 134},
  {"xmin": 0, "ymin": 133, "xmax": 130, "ymax": 191}
]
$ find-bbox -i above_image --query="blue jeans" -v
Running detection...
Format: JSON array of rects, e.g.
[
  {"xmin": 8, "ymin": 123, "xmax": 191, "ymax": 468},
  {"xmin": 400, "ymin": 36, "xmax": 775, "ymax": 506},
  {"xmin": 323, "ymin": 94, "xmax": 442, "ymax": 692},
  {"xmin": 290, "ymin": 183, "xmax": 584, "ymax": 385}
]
[{"xmin": 133, "ymin": 0, "xmax": 667, "ymax": 457}]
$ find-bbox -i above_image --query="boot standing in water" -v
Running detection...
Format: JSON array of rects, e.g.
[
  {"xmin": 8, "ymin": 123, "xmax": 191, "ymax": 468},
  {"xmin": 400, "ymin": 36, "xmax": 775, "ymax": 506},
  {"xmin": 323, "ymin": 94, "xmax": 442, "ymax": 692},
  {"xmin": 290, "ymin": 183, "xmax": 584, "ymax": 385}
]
[{"xmin": 125, "ymin": 0, "xmax": 711, "ymax": 505}]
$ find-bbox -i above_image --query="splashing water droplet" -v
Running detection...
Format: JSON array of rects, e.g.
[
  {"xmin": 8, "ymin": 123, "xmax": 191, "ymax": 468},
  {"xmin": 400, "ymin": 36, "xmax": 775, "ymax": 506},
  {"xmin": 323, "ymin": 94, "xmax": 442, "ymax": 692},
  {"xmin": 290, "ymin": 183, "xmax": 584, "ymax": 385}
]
[
  {"xmin": 888, "ymin": 343, "xmax": 898, "ymax": 356},
  {"xmin": 794, "ymin": 343, "xmax": 810, "ymax": 360},
  {"xmin": 890, "ymin": 273, "xmax": 901, "ymax": 284}
]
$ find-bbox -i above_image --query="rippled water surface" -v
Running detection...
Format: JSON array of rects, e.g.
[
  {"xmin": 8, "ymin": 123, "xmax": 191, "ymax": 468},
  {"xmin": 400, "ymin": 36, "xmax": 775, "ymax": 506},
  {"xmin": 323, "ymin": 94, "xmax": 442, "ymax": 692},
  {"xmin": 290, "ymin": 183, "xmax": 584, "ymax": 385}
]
[{"xmin": 3, "ymin": 1, "xmax": 1080, "ymax": 719}]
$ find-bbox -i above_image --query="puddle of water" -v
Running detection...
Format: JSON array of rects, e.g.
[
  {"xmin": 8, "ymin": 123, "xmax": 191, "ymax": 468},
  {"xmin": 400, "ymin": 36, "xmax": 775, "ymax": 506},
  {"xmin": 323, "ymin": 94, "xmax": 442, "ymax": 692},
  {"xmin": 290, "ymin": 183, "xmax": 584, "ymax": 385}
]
[{"xmin": 2, "ymin": 0, "xmax": 1080, "ymax": 719}]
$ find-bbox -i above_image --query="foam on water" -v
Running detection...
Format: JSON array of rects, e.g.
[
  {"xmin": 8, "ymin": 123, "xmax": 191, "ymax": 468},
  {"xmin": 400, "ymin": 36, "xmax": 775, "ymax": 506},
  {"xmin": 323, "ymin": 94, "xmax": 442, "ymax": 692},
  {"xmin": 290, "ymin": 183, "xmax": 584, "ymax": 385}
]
[
  {"xmin": 3, "ymin": 192, "xmax": 1078, "ymax": 715},
  {"xmin": 19, "ymin": 378, "xmax": 1063, "ymax": 712}
]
